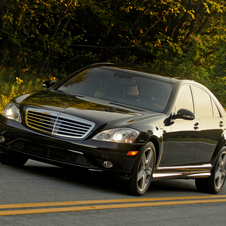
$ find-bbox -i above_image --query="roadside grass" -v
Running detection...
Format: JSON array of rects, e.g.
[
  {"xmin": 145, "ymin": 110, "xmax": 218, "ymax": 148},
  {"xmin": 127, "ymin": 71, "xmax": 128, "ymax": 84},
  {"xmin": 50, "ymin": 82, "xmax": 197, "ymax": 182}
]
[{"xmin": 0, "ymin": 68, "xmax": 45, "ymax": 112}]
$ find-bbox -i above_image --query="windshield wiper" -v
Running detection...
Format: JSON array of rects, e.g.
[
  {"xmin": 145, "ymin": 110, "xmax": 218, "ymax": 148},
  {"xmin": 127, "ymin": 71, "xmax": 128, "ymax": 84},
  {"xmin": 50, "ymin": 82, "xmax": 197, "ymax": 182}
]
[
  {"xmin": 109, "ymin": 101, "xmax": 144, "ymax": 112},
  {"xmin": 55, "ymin": 90, "xmax": 84, "ymax": 98}
]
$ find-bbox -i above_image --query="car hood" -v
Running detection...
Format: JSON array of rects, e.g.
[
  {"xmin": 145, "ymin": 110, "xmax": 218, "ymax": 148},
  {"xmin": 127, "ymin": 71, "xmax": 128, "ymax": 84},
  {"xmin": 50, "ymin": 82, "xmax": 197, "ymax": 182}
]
[{"xmin": 16, "ymin": 90, "xmax": 161, "ymax": 130}]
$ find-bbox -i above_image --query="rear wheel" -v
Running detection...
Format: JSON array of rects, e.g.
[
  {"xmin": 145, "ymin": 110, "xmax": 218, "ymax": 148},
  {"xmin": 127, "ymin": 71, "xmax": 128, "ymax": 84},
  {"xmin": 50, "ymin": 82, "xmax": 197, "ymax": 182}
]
[
  {"xmin": 126, "ymin": 142, "xmax": 156, "ymax": 196},
  {"xmin": 195, "ymin": 147, "xmax": 226, "ymax": 194},
  {"xmin": 0, "ymin": 153, "xmax": 28, "ymax": 167}
]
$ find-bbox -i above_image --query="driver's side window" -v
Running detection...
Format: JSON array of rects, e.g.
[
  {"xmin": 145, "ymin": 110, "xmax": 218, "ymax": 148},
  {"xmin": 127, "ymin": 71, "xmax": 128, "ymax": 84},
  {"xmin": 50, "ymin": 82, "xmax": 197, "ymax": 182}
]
[{"xmin": 174, "ymin": 85, "xmax": 194, "ymax": 114}]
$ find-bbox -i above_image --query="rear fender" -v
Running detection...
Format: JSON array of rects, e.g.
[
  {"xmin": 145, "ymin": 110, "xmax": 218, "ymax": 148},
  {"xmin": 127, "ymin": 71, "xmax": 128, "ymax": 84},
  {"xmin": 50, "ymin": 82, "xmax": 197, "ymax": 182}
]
[{"xmin": 211, "ymin": 130, "xmax": 226, "ymax": 164}]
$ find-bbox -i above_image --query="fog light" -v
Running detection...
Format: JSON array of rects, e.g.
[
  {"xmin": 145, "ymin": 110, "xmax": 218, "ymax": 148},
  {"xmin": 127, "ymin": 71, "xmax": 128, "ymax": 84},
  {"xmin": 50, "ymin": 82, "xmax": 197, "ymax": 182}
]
[
  {"xmin": 103, "ymin": 161, "xmax": 113, "ymax": 168},
  {"xmin": 0, "ymin": 136, "xmax": 5, "ymax": 143}
]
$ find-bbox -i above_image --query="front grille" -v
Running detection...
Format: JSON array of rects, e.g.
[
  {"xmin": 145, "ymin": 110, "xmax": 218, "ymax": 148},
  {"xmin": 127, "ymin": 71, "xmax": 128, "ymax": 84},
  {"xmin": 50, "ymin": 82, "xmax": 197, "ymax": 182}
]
[
  {"xmin": 26, "ymin": 111, "xmax": 56, "ymax": 134},
  {"xmin": 25, "ymin": 108, "xmax": 95, "ymax": 139}
]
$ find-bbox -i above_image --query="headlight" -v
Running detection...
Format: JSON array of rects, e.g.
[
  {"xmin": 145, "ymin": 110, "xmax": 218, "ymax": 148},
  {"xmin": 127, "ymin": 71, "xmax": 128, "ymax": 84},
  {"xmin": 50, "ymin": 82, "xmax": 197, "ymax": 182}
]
[
  {"xmin": 2, "ymin": 101, "xmax": 22, "ymax": 123},
  {"xmin": 92, "ymin": 128, "xmax": 139, "ymax": 143}
]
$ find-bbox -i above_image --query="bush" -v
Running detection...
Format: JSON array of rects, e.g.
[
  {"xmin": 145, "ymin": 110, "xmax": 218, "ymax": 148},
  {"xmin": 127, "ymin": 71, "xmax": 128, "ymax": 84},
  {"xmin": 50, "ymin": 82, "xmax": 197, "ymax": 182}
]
[{"xmin": 0, "ymin": 68, "xmax": 44, "ymax": 111}]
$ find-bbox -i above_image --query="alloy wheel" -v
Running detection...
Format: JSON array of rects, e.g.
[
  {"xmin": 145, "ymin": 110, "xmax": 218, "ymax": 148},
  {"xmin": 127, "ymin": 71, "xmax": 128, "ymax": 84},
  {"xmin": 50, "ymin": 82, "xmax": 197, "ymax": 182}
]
[
  {"xmin": 137, "ymin": 147, "xmax": 155, "ymax": 193},
  {"xmin": 214, "ymin": 151, "xmax": 226, "ymax": 190}
]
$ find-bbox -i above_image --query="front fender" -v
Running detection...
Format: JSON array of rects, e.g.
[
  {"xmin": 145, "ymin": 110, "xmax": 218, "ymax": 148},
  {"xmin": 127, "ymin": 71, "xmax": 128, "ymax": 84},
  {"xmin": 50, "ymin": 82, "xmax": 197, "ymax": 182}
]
[{"xmin": 135, "ymin": 125, "xmax": 163, "ymax": 169}]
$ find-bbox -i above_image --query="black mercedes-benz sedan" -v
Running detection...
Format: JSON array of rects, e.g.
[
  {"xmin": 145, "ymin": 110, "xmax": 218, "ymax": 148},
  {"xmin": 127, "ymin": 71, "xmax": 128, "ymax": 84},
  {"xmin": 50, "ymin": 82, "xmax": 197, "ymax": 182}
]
[{"xmin": 1, "ymin": 63, "xmax": 226, "ymax": 195}]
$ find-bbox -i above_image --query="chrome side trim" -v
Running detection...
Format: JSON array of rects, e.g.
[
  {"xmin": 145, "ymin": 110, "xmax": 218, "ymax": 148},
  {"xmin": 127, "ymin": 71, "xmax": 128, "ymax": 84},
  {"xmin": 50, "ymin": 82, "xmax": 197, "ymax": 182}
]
[
  {"xmin": 153, "ymin": 173, "xmax": 183, "ymax": 178},
  {"xmin": 153, "ymin": 164, "xmax": 212, "ymax": 179},
  {"xmin": 187, "ymin": 173, "xmax": 211, "ymax": 177},
  {"xmin": 157, "ymin": 164, "xmax": 212, "ymax": 170}
]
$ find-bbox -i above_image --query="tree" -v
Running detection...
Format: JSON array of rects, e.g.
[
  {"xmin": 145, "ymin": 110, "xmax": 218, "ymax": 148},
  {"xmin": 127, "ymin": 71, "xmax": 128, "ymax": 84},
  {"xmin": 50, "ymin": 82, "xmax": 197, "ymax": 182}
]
[{"xmin": 0, "ymin": 0, "xmax": 226, "ymax": 82}]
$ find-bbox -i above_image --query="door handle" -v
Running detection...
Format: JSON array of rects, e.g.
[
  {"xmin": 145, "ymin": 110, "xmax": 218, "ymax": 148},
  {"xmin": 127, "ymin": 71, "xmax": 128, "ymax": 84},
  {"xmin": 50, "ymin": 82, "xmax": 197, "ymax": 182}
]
[
  {"xmin": 194, "ymin": 122, "xmax": 199, "ymax": 130},
  {"xmin": 219, "ymin": 121, "xmax": 224, "ymax": 127}
]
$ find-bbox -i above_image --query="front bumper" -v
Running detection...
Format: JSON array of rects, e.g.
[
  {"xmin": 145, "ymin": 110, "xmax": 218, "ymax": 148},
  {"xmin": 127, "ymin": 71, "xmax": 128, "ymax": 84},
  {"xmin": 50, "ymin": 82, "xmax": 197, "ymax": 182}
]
[{"xmin": 0, "ymin": 117, "xmax": 143, "ymax": 179}]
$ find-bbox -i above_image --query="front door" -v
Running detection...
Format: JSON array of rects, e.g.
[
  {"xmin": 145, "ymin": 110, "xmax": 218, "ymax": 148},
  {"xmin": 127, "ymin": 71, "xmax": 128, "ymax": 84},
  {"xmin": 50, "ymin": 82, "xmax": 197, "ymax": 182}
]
[{"xmin": 161, "ymin": 84, "xmax": 199, "ymax": 166}]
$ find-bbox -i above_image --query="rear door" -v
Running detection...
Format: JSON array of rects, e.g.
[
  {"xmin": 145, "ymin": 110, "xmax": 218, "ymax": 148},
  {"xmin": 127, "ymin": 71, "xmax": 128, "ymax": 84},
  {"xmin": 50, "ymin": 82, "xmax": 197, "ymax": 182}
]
[{"xmin": 191, "ymin": 86, "xmax": 224, "ymax": 164}]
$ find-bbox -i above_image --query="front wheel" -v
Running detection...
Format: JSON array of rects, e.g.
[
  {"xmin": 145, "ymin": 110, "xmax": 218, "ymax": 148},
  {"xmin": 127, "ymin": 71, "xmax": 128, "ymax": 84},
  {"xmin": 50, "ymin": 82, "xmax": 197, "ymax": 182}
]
[
  {"xmin": 126, "ymin": 142, "xmax": 156, "ymax": 196},
  {"xmin": 195, "ymin": 147, "xmax": 226, "ymax": 194}
]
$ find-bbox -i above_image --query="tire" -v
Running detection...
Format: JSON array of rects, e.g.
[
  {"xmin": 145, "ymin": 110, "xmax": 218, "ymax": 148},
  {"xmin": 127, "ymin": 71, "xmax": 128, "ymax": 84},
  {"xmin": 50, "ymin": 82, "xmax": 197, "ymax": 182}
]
[
  {"xmin": 195, "ymin": 147, "xmax": 226, "ymax": 194},
  {"xmin": 126, "ymin": 142, "xmax": 156, "ymax": 196},
  {"xmin": 0, "ymin": 153, "xmax": 28, "ymax": 167}
]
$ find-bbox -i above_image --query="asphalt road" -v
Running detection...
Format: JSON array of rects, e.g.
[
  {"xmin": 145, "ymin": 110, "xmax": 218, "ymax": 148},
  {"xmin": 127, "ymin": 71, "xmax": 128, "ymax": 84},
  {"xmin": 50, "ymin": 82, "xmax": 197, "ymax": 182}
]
[{"xmin": 1, "ymin": 160, "xmax": 226, "ymax": 225}]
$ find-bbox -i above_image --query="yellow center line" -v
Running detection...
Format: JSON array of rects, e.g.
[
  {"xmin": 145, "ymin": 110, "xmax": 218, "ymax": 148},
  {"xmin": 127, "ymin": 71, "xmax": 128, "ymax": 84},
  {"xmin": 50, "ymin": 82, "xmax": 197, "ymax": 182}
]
[
  {"xmin": 1, "ymin": 195, "xmax": 226, "ymax": 209},
  {"xmin": 1, "ymin": 195, "xmax": 226, "ymax": 216}
]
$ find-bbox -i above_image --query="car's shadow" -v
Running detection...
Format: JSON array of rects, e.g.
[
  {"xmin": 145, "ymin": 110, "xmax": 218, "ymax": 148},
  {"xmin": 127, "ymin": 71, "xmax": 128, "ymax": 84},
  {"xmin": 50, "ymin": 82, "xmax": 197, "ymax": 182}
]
[{"xmin": 11, "ymin": 160, "xmax": 198, "ymax": 196}]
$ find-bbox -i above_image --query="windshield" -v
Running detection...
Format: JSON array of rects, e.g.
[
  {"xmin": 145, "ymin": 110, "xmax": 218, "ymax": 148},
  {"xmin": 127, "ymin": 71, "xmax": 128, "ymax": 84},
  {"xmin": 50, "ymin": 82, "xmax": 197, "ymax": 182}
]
[{"xmin": 57, "ymin": 67, "xmax": 172, "ymax": 112}]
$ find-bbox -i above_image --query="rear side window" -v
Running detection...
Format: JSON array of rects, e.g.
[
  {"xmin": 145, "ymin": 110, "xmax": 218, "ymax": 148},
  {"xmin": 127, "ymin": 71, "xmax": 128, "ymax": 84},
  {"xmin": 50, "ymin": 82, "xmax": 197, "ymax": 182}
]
[
  {"xmin": 192, "ymin": 86, "xmax": 212, "ymax": 117},
  {"xmin": 211, "ymin": 99, "xmax": 221, "ymax": 118}
]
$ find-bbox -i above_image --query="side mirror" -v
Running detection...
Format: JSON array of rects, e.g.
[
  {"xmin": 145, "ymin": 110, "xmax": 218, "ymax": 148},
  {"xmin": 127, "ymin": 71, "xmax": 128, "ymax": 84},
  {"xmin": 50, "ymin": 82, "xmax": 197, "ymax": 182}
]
[
  {"xmin": 172, "ymin": 108, "xmax": 195, "ymax": 121},
  {"xmin": 43, "ymin": 80, "xmax": 55, "ymax": 88}
]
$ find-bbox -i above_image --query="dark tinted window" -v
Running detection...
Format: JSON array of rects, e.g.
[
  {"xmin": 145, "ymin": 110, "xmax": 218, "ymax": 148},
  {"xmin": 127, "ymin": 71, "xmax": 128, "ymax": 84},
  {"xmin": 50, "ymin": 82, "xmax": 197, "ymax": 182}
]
[
  {"xmin": 192, "ymin": 86, "xmax": 212, "ymax": 117},
  {"xmin": 58, "ymin": 68, "xmax": 172, "ymax": 112},
  {"xmin": 174, "ymin": 85, "xmax": 194, "ymax": 113}
]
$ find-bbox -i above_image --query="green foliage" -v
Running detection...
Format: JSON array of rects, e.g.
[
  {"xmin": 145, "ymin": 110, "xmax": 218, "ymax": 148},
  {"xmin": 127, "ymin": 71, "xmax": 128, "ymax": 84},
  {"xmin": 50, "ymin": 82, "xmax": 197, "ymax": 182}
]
[
  {"xmin": 1, "ymin": 0, "xmax": 226, "ymax": 108},
  {"xmin": 1, "ymin": 0, "xmax": 225, "ymax": 75},
  {"xmin": 0, "ymin": 68, "xmax": 44, "ymax": 111}
]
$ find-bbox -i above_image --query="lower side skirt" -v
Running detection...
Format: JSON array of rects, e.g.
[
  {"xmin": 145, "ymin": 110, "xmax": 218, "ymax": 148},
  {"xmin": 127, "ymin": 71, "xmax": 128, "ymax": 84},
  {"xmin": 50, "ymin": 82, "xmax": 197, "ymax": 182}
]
[{"xmin": 153, "ymin": 164, "xmax": 212, "ymax": 181}]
